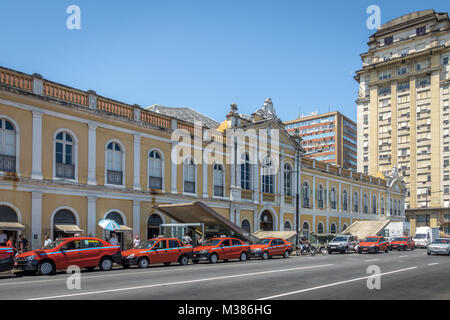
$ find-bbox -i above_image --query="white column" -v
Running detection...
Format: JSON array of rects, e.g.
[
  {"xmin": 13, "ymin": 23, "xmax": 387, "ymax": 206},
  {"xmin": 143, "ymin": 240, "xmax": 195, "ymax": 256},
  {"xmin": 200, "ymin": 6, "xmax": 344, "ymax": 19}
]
[
  {"xmin": 133, "ymin": 200, "xmax": 141, "ymax": 237},
  {"xmin": 312, "ymin": 176, "xmax": 316, "ymax": 209},
  {"xmin": 360, "ymin": 187, "xmax": 363, "ymax": 214},
  {"xmin": 235, "ymin": 208, "xmax": 241, "ymax": 227},
  {"xmin": 31, "ymin": 111, "xmax": 43, "ymax": 180},
  {"xmin": 326, "ymin": 179, "xmax": 329, "ymax": 210},
  {"xmin": 202, "ymin": 151, "xmax": 208, "ymax": 198},
  {"xmin": 312, "ymin": 215, "xmax": 316, "ymax": 233},
  {"xmin": 338, "ymin": 182, "xmax": 342, "ymax": 212},
  {"xmin": 133, "ymin": 133, "xmax": 141, "ymax": 190},
  {"xmin": 370, "ymin": 189, "xmax": 372, "ymax": 215},
  {"xmin": 171, "ymin": 142, "xmax": 178, "ymax": 194},
  {"xmin": 87, "ymin": 196, "xmax": 97, "ymax": 237},
  {"xmin": 87, "ymin": 123, "xmax": 97, "ymax": 185},
  {"xmin": 280, "ymin": 207, "xmax": 284, "ymax": 231},
  {"xmin": 253, "ymin": 146, "xmax": 259, "ymax": 204},
  {"xmin": 279, "ymin": 154, "xmax": 285, "ymax": 205},
  {"xmin": 31, "ymin": 192, "xmax": 43, "ymax": 250},
  {"xmin": 253, "ymin": 210, "xmax": 259, "ymax": 232},
  {"xmin": 350, "ymin": 185, "xmax": 353, "ymax": 213}
]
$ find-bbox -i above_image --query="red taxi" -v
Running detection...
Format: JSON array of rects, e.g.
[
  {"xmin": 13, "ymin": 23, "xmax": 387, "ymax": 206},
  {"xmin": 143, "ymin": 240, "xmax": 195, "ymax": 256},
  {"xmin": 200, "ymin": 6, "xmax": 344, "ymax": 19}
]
[
  {"xmin": 389, "ymin": 236, "xmax": 415, "ymax": 251},
  {"xmin": 192, "ymin": 237, "xmax": 250, "ymax": 264},
  {"xmin": 15, "ymin": 237, "xmax": 122, "ymax": 275},
  {"xmin": 357, "ymin": 236, "xmax": 390, "ymax": 254},
  {"xmin": 121, "ymin": 237, "xmax": 193, "ymax": 268},
  {"xmin": 0, "ymin": 247, "xmax": 16, "ymax": 272},
  {"xmin": 250, "ymin": 237, "xmax": 292, "ymax": 260}
]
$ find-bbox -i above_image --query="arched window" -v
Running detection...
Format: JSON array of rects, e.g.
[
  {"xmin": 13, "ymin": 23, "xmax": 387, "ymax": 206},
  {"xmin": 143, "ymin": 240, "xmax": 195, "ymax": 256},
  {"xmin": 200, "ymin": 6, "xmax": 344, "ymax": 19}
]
[
  {"xmin": 183, "ymin": 157, "xmax": 196, "ymax": 194},
  {"xmin": 55, "ymin": 131, "xmax": 75, "ymax": 179},
  {"xmin": 105, "ymin": 211, "xmax": 124, "ymax": 226},
  {"xmin": 330, "ymin": 187, "xmax": 337, "ymax": 209},
  {"xmin": 302, "ymin": 221, "xmax": 310, "ymax": 240},
  {"xmin": 106, "ymin": 141, "xmax": 123, "ymax": 185},
  {"xmin": 261, "ymin": 157, "xmax": 274, "ymax": 194},
  {"xmin": 317, "ymin": 222, "xmax": 324, "ymax": 234},
  {"xmin": 149, "ymin": 150, "xmax": 163, "ymax": 189},
  {"xmin": 364, "ymin": 194, "xmax": 368, "ymax": 213},
  {"xmin": 240, "ymin": 153, "xmax": 251, "ymax": 190},
  {"xmin": 394, "ymin": 200, "xmax": 398, "ymax": 215},
  {"xmin": 302, "ymin": 181, "xmax": 310, "ymax": 208},
  {"xmin": 330, "ymin": 223, "xmax": 337, "ymax": 234},
  {"xmin": 53, "ymin": 209, "xmax": 78, "ymax": 239},
  {"xmin": 372, "ymin": 195, "xmax": 377, "ymax": 214},
  {"xmin": 343, "ymin": 190, "xmax": 348, "ymax": 211},
  {"xmin": 354, "ymin": 192, "xmax": 359, "ymax": 212},
  {"xmin": 241, "ymin": 219, "xmax": 251, "ymax": 233},
  {"xmin": 213, "ymin": 163, "xmax": 224, "ymax": 197},
  {"xmin": 260, "ymin": 211, "xmax": 274, "ymax": 231},
  {"xmin": 318, "ymin": 185, "xmax": 324, "ymax": 208},
  {"xmin": 147, "ymin": 214, "xmax": 163, "ymax": 239},
  {"xmin": 342, "ymin": 224, "xmax": 348, "ymax": 231},
  {"xmin": 284, "ymin": 221, "xmax": 292, "ymax": 231},
  {"xmin": 381, "ymin": 197, "xmax": 385, "ymax": 214},
  {"xmin": 0, "ymin": 118, "xmax": 16, "ymax": 172},
  {"xmin": 284, "ymin": 163, "xmax": 292, "ymax": 196}
]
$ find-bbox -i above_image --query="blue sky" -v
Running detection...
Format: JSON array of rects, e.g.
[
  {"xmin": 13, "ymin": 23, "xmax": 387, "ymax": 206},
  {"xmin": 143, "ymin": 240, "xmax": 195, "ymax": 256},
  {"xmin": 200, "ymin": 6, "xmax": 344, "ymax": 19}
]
[{"xmin": 0, "ymin": 0, "xmax": 449, "ymax": 123}]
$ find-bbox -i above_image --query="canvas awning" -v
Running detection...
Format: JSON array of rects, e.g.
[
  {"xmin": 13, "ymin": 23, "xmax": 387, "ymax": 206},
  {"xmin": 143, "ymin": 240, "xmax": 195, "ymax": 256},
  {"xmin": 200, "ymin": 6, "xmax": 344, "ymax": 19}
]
[
  {"xmin": 117, "ymin": 225, "xmax": 133, "ymax": 232},
  {"xmin": 154, "ymin": 202, "xmax": 259, "ymax": 243},
  {"xmin": 0, "ymin": 222, "xmax": 25, "ymax": 231},
  {"xmin": 55, "ymin": 224, "xmax": 83, "ymax": 233}
]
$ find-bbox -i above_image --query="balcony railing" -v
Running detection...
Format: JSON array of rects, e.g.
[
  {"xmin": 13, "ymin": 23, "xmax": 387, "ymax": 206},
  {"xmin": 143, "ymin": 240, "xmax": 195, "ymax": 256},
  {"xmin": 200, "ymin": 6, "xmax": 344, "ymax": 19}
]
[
  {"xmin": 0, "ymin": 154, "xmax": 16, "ymax": 172},
  {"xmin": 55, "ymin": 162, "xmax": 74, "ymax": 179},
  {"xmin": 184, "ymin": 181, "xmax": 195, "ymax": 194},
  {"xmin": 241, "ymin": 189, "xmax": 253, "ymax": 200},
  {"xmin": 107, "ymin": 170, "xmax": 123, "ymax": 185},
  {"xmin": 149, "ymin": 176, "xmax": 163, "ymax": 190},
  {"xmin": 213, "ymin": 185, "xmax": 224, "ymax": 197},
  {"xmin": 263, "ymin": 193, "xmax": 275, "ymax": 202}
]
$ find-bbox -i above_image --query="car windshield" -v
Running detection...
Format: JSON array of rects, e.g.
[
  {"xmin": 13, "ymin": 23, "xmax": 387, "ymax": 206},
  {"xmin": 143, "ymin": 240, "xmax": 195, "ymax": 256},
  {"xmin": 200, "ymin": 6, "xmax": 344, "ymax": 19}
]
[
  {"xmin": 203, "ymin": 239, "xmax": 222, "ymax": 246},
  {"xmin": 414, "ymin": 234, "xmax": 427, "ymax": 239},
  {"xmin": 136, "ymin": 240, "xmax": 157, "ymax": 249},
  {"xmin": 332, "ymin": 237, "xmax": 348, "ymax": 242},
  {"xmin": 255, "ymin": 239, "xmax": 271, "ymax": 245},
  {"xmin": 363, "ymin": 237, "xmax": 379, "ymax": 242},
  {"xmin": 43, "ymin": 239, "xmax": 65, "ymax": 250},
  {"xmin": 392, "ymin": 237, "xmax": 406, "ymax": 241},
  {"xmin": 432, "ymin": 239, "xmax": 450, "ymax": 244}
]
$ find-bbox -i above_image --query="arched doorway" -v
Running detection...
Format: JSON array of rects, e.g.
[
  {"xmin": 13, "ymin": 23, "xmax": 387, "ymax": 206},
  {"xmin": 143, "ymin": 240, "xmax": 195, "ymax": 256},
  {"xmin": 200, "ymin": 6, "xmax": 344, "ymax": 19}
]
[
  {"xmin": 241, "ymin": 219, "xmax": 251, "ymax": 233},
  {"xmin": 284, "ymin": 221, "xmax": 292, "ymax": 231},
  {"xmin": 104, "ymin": 211, "xmax": 127, "ymax": 249},
  {"xmin": 260, "ymin": 211, "xmax": 273, "ymax": 231},
  {"xmin": 0, "ymin": 205, "xmax": 23, "ymax": 246},
  {"xmin": 147, "ymin": 214, "xmax": 163, "ymax": 239},
  {"xmin": 53, "ymin": 209, "xmax": 80, "ymax": 239}
]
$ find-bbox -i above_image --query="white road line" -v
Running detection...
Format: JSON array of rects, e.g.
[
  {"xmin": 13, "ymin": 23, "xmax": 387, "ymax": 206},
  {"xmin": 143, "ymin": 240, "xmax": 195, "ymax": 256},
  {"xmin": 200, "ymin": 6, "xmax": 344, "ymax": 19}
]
[
  {"xmin": 0, "ymin": 259, "xmax": 276, "ymax": 287},
  {"xmin": 399, "ymin": 255, "xmax": 408, "ymax": 258},
  {"xmin": 28, "ymin": 264, "xmax": 334, "ymax": 300},
  {"xmin": 428, "ymin": 263, "xmax": 439, "ymax": 266},
  {"xmin": 258, "ymin": 266, "xmax": 418, "ymax": 300},
  {"xmin": 365, "ymin": 259, "xmax": 378, "ymax": 262}
]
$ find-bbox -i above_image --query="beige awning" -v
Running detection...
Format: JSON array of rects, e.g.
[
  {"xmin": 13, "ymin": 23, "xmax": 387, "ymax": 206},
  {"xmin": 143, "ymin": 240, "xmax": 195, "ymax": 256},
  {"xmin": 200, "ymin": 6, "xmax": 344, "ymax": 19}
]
[
  {"xmin": 0, "ymin": 222, "xmax": 25, "ymax": 231},
  {"xmin": 154, "ymin": 202, "xmax": 259, "ymax": 243},
  {"xmin": 55, "ymin": 224, "xmax": 83, "ymax": 233},
  {"xmin": 117, "ymin": 225, "xmax": 133, "ymax": 232}
]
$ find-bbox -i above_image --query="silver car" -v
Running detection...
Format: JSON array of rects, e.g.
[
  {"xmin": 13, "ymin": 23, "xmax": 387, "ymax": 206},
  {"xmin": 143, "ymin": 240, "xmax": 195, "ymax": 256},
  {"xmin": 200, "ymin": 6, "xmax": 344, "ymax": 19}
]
[
  {"xmin": 427, "ymin": 238, "xmax": 450, "ymax": 256},
  {"xmin": 327, "ymin": 235, "xmax": 357, "ymax": 254}
]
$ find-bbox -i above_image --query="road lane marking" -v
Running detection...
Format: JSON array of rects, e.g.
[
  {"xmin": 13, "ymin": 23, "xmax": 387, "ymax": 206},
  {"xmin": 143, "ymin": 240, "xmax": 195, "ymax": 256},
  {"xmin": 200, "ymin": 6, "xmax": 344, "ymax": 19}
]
[
  {"xmin": 365, "ymin": 259, "xmax": 378, "ymax": 262},
  {"xmin": 28, "ymin": 264, "xmax": 334, "ymax": 300},
  {"xmin": 399, "ymin": 255, "xmax": 408, "ymax": 258},
  {"xmin": 428, "ymin": 263, "xmax": 439, "ymax": 266},
  {"xmin": 257, "ymin": 266, "xmax": 418, "ymax": 300}
]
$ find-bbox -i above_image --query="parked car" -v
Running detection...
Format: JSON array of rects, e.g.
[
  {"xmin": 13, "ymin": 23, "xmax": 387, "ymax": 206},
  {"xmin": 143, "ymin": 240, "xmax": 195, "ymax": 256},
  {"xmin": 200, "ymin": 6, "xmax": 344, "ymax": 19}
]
[
  {"xmin": 427, "ymin": 238, "xmax": 450, "ymax": 256},
  {"xmin": 327, "ymin": 235, "xmax": 357, "ymax": 254},
  {"xmin": 413, "ymin": 226, "xmax": 440, "ymax": 248},
  {"xmin": 0, "ymin": 247, "xmax": 16, "ymax": 272},
  {"xmin": 389, "ymin": 236, "xmax": 415, "ymax": 251},
  {"xmin": 192, "ymin": 237, "xmax": 250, "ymax": 264},
  {"xmin": 122, "ymin": 237, "xmax": 193, "ymax": 268},
  {"xmin": 15, "ymin": 237, "xmax": 122, "ymax": 275},
  {"xmin": 357, "ymin": 236, "xmax": 390, "ymax": 254},
  {"xmin": 249, "ymin": 237, "xmax": 292, "ymax": 260}
]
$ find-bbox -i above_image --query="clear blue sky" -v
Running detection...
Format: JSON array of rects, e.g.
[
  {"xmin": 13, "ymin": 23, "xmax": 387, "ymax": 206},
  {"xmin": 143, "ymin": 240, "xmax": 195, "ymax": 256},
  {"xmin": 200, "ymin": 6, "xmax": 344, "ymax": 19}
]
[{"xmin": 1, "ymin": 0, "xmax": 449, "ymax": 123}]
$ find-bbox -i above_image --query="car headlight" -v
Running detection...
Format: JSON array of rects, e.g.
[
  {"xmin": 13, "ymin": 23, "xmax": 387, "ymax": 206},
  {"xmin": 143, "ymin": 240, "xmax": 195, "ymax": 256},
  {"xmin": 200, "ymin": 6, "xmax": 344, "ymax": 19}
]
[
  {"xmin": 127, "ymin": 254, "xmax": 135, "ymax": 259},
  {"xmin": 252, "ymin": 248, "xmax": 262, "ymax": 252},
  {"xmin": 26, "ymin": 255, "xmax": 36, "ymax": 261}
]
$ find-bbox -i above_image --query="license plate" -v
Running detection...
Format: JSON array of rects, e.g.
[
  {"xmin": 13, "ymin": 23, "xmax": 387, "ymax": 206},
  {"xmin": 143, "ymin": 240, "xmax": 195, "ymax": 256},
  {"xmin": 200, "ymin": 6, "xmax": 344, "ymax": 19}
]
[
  {"xmin": 330, "ymin": 246, "xmax": 336, "ymax": 249},
  {"xmin": 363, "ymin": 248, "xmax": 368, "ymax": 251}
]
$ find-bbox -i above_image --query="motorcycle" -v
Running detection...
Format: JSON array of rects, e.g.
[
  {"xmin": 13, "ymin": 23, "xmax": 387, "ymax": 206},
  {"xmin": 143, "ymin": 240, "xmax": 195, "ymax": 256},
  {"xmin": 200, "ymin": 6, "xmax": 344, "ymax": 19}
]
[{"xmin": 296, "ymin": 242, "xmax": 328, "ymax": 256}]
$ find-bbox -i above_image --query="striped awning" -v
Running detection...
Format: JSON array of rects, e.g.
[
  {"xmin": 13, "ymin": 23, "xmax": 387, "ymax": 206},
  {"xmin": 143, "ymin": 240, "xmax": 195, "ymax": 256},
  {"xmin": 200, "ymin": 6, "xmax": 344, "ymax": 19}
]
[
  {"xmin": 0, "ymin": 222, "xmax": 25, "ymax": 231},
  {"xmin": 55, "ymin": 224, "xmax": 83, "ymax": 233}
]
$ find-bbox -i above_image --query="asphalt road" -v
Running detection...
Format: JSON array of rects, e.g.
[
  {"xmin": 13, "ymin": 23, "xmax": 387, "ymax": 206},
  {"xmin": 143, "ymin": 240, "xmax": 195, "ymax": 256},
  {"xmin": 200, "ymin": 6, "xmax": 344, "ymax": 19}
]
[{"xmin": 0, "ymin": 249, "xmax": 449, "ymax": 300}]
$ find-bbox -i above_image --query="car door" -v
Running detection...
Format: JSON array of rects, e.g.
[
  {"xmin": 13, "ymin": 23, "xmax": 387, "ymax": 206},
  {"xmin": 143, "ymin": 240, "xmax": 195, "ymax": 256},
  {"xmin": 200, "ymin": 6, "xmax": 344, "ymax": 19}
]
[
  {"xmin": 219, "ymin": 239, "xmax": 232, "ymax": 260},
  {"xmin": 61, "ymin": 240, "xmax": 84, "ymax": 268},
  {"xmin": 231, "ymin": 239, "xmax": 243, "ymax": 258},
  {"xmin": 168, "ymin": 239, "xmax": 183, "ymax": 262},
  {"xmin": 80, "ymin": 239, "xmax": 102, "ymax": 267},
  {"xmin": 348, "ymin": 237, "xmax": 356, "ymax": 251},
  {"xmin": 271, "ymin": 239, "xmax": 282, "ymax": 255},
  {"xmin": 152, "ymin": 239, "xmax": 169, "ymax": 264}
]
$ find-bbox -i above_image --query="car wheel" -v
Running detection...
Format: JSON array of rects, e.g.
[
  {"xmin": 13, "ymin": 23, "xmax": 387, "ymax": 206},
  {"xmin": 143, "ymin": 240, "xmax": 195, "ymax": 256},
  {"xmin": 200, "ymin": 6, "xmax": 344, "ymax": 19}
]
[
  {"xmin": 137, "ymin": 257, "xmax": 149, "ymax": 269},
  {"xmin": 240, "ymin": 252, "xmax": 248, "ymax": 261},
  {"xmin": 38, "ymin": 261, "xmax": 55, "ymax": 275},
  {"xmin": 209, "ymin": 254, "xmax": 218, "ymax": 264},
  {"xmin": 283, "ymin": 250, "xmax": 290, "ymax": 259},
  {"xmin": 427, "ymin": 251, "xmax": 431, "ymax": 256},
  {"xmin": 99, "ymin": 257, "xmax": 113, "ymax": 271},
  {"xmin": 179, "ymin": 255, "xmax": 189, "ymax": 266},
  {"xmin": 343, "ymin": 247, "xmax": 348, "ymax": 254},
  {"xmin": 262, "ymin": 251, "xmax": 269, "ymax": 260}
]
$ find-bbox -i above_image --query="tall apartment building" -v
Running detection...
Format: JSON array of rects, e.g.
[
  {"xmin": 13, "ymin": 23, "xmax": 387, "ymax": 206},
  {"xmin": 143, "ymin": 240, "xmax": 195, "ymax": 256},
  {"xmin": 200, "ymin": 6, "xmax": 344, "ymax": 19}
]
[
  {"xmin": 355, "ymin": 10, "xmax": 450, "ymax": 234},
  {"xmin": 285, "ymin": 111, "xmax": 358, "ymax": 171}
]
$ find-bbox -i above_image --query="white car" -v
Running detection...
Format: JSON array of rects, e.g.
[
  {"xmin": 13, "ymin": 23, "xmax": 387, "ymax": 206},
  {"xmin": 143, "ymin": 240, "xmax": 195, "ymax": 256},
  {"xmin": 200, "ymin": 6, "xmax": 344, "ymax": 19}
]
[{"xmin": 427, "ymin": 238, "xmax": 450, "ymax": 256}]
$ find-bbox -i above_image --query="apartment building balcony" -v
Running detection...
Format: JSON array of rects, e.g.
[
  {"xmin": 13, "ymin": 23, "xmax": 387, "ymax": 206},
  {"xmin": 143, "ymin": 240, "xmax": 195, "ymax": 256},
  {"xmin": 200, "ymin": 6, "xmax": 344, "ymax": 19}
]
[
  {"xmin": 55, "ymin": 162, "xmax": 75, "ymax": 180},
  {"xmin": 107, "ymin": 170, "xmax": 123, "ymax": 185},
  {"xmin": 0, "ymin": 154, "xmax": 16, "ymax": 173},
  {"xmin": 262, "ymin": 193, "xmax": 275, "ymax": 203},
  {"xmin": 284, "ymin": 196, "xmax": 293, "ymax": 205},
  {"xmin": 241, "ymin": 189, "xmax": 253, "ymax": 201}
]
